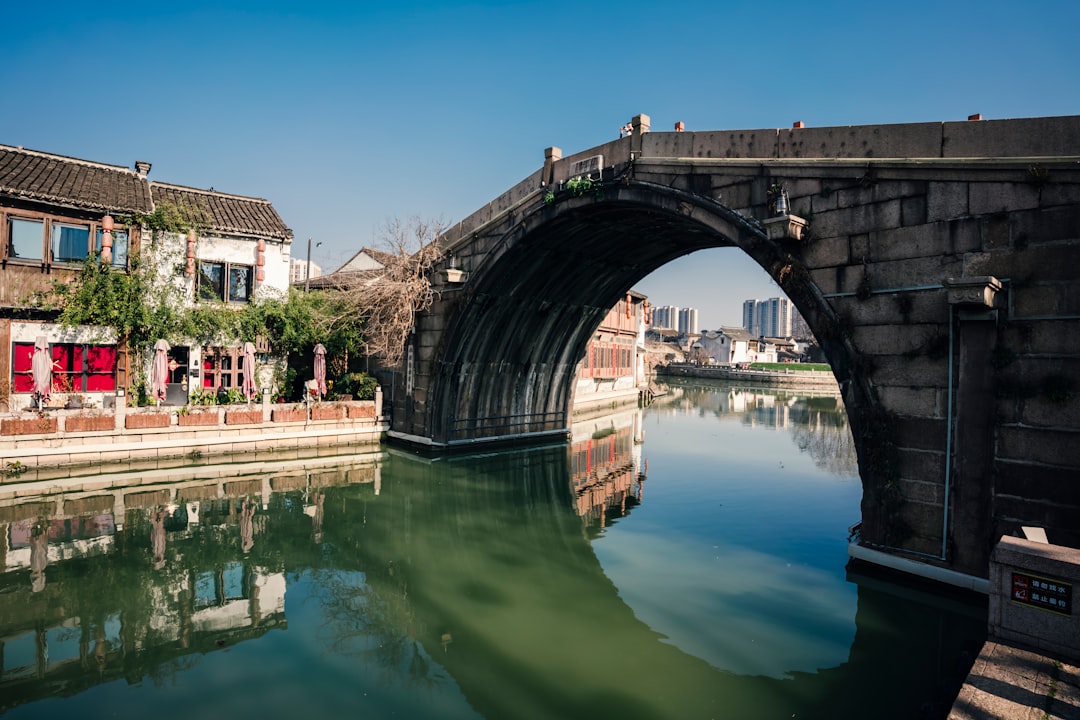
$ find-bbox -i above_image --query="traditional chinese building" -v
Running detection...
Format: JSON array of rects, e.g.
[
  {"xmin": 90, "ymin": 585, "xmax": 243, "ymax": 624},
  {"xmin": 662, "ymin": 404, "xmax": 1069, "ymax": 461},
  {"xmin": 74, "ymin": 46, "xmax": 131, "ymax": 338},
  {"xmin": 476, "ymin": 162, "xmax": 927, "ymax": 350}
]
[{"xmin": 0, "ymin": 144, "xmax": 293, "ymax": 411}]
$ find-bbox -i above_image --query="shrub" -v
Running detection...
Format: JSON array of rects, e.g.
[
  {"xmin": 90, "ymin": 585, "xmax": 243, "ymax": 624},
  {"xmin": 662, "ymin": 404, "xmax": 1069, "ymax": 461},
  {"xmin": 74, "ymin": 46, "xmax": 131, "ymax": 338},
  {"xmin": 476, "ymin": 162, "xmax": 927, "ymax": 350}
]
[{"xmin": 335, "ymin": 372, "xmax": 378, "ymax": 400}]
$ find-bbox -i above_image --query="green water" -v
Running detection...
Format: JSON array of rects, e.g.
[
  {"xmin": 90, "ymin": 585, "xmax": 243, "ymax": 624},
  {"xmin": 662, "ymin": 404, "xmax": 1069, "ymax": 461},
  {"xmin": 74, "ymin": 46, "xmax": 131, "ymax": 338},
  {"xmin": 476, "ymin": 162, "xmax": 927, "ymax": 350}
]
[{"xmin": 0, "ymin": 380, "xmax": 985, "ymax": 719}]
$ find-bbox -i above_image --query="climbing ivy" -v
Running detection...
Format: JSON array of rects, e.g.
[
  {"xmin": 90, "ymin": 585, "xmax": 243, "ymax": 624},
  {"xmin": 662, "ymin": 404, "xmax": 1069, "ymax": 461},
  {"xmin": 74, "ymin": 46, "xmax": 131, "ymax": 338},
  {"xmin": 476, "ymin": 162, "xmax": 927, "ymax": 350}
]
[{"xmin": 45, "ymin": 203, "xmax": 368, "ymax": 399}]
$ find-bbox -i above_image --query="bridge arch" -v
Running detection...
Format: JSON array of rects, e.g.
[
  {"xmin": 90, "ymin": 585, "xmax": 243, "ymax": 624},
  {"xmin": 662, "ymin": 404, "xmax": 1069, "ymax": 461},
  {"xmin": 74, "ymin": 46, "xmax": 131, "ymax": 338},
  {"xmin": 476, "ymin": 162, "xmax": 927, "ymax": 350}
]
[
  {"xmin": 391, "ymin": 115, "xmax": 1080, "ymax": 579},
  {"xmin": 426, "ymin": 180, "xmax": 859, "ymax": 442}
]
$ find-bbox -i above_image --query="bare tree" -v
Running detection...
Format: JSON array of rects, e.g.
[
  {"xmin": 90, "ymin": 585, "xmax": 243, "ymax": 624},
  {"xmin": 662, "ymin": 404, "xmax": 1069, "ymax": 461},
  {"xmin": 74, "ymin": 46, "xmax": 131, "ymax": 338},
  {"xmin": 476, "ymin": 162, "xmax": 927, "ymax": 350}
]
[{"xmin": 323, "ymin": 216, "xmax": 445, "ymax": 366}]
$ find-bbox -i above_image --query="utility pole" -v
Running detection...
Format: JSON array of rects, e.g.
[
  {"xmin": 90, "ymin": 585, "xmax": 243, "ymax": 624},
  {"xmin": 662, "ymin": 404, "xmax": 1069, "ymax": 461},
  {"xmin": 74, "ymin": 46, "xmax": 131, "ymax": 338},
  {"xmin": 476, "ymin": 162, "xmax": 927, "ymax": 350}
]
[{"xmin": 304, "ymin": 238, "xmax": 320, "ymax": 291}]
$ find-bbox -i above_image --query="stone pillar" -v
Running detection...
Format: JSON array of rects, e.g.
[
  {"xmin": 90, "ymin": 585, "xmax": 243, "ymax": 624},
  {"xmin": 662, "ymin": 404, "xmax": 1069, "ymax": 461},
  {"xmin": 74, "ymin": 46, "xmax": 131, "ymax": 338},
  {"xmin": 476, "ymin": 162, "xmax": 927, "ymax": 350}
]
[
  {"xmin": 630, "ymin": 114, "xmax": 650, "ymax": 159},
  {"xmin": 543, "ymin": 146, "xmax": 561, "ymax": 187},
  {"xmin": 261, "ymin": 388, "xmax": 271, "ymax": 423},
  {"xmin": 115, "ymin": 392, "xmax": 127, "ymax": 431},
  {"xmin": 945, "ymin": 276, "xmax": 1003, "ymax": 577},
  {"xmin": 375, "ymin": 385, "xmax": 383, "ymax": 421}
]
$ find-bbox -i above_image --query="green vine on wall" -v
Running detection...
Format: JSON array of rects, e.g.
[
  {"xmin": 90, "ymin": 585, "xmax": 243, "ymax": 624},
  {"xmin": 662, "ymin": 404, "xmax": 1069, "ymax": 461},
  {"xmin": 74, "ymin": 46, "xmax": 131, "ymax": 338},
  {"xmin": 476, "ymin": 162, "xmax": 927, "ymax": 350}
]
[
  {"xmin": 565, "ymin": 175, "xmax": 594, "ymax": 196},
  {"xmin": 46, "ymin": 202, "xmax": 368, "ymax": 401}
]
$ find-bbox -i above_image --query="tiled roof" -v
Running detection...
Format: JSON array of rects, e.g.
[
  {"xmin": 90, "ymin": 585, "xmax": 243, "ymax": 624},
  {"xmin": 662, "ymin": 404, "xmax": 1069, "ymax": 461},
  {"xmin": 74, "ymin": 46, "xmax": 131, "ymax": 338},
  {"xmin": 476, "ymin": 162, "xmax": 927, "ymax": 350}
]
[
  {"xmin": 303, "ymin": 268, "xmax": 382, "ymax": 290},
  {"xmin": 330, "ymin": 246, "xmax": 412, "ymax": 274},
  {"xmin": 721, "ymin": 326, "xmax": 755, "ymax": 341},
  {"xmin": 151, "ymin": 184, "xmax": 292, "ymax": 241},
  {"xmin": 0, "ymin": 144, "xmax": 293, "ymax": 240},
  {"xmin": 0, "ymin": 144, "xmax": 152, "ymax": 213}
]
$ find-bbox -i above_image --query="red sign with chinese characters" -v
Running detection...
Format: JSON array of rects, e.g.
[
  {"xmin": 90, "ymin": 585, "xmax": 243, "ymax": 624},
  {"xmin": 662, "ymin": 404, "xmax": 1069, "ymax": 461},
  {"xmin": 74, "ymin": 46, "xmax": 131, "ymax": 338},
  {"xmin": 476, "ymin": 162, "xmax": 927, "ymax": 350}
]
[{"xmin": 1011, "ymin": 572, "xmax": 1072, "ymax": 615}]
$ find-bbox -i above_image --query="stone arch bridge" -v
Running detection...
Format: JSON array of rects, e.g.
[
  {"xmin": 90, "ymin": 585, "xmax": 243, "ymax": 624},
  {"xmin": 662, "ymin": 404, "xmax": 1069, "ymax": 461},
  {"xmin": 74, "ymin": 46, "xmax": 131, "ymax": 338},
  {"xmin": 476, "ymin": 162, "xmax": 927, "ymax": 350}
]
[{"xmin": 388, "ymin": 113, "xmax": 1080, "ymax": 579}]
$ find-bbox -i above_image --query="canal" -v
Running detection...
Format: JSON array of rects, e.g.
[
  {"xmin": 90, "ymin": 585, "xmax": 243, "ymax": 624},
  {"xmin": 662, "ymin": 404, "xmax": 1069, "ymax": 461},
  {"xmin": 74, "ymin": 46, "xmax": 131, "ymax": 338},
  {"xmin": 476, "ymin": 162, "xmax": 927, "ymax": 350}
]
[{"xmin": 0, "ymin": 378, "xmax": 985, "ymax": 719}]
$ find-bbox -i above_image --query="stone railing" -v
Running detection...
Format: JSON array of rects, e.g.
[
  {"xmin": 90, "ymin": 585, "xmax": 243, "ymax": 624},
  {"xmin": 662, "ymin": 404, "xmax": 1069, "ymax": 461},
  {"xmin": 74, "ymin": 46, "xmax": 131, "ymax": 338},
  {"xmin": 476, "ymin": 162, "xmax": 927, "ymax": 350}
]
[
  {"xmin": 0, "ymin": 389, "xmax": 386, "ymax": 475},
  {"xmin": 0, "ymin": 387, "xmax": 382, "ymax": 437},
  {"xmin": 989, "ymin": 535, "xmax": 1080, "ymax": 663}
]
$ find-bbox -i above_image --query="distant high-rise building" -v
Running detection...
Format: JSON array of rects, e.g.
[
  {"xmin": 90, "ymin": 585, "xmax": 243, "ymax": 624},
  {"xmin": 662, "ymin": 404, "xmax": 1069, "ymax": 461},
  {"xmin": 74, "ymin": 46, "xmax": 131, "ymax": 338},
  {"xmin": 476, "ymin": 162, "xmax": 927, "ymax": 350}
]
[
  {"xmin": 741, "ymin": 296, "xmax": 793, "ymax": 337},
  {"xmin": 678, "ymin": 307, "xmax": 699, "ymax": 335},
  {"xmin": 742, "ymin": 300, "xmax": 757, "ymax": 335},
  {"xmin": 763, "ymin": 297, "xmax": 791, "ymax": 338},
  {"xmin": 652, "ymin": 305, "xmax": 681, "ymax": 331},
  {"xmin": 650, "ymin": 305, "xmax": 698, "ymax": 335},
  {"xmin": 791, "ymin": 308, "xmax": 812, "ymax": 339}
]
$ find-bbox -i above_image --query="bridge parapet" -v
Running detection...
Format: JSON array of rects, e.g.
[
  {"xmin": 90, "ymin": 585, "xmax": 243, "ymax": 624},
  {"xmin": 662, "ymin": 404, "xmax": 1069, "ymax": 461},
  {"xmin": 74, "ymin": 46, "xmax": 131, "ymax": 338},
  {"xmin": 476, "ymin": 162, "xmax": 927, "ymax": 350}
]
[
  {"xmin": 641, "ymin": 115, "xmax": 1080, "ymax": 160},
  {"xmin": 441, "ymin": 115, "xmax": 1080, "ymax": 256}
]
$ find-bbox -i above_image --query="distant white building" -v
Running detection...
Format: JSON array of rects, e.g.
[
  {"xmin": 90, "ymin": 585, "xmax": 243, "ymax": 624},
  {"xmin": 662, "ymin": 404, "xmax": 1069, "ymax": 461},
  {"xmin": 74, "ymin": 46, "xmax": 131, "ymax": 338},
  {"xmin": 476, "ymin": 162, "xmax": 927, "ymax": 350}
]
[
  {"xmin": 742, "ymin": 296, "xmax": 792, "ymax": 338},
  {"xmin": 651, "ymin": 304, "xmax": 698, "ymax": 335},
  {"xmin": 652, "ymin": 305, "xmax": 679, "ymax": 331},
  {"xmin": 290, "ymin": 258, "xmax": 322, "ymax": 285},
  {"xmin": 693, "ymin": 326, "xmax": 775, "ymax": 364},
  {"xmin": 677, "ymin": 307, "xmax": 698, "ymax": 336},
  {"xmin": 303, "ymin": 247, "xmax": 397, "ymax": 290}
]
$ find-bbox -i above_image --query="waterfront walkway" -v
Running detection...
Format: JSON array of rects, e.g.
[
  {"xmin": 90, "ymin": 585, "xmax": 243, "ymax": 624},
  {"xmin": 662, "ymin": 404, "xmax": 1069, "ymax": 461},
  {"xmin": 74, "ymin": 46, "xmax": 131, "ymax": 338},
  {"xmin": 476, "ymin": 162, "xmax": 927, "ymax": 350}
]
[
  {"xmin": 949, "ymin": 640, "xmax": 1080, "ymax": 719},
  {"xmin": 657, "ymin": 363, "xmax": 841, "ymax": 391}
]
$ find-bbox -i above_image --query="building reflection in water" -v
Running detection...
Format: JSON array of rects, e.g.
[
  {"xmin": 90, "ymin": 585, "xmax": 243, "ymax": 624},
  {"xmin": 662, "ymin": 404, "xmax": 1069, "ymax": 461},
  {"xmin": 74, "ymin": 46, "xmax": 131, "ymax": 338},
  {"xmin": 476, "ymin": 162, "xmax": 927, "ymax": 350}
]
[
  {"xmin": 0, "ymin": 453, "xmax": 381, "ymax": 712},
  {"xmin": 650, "ymin": 380, "xmax": 858, "ymax": 477},
  {"xmin": 566, "ymin": 383, "xmax": 857, "ymax": 531},
  {"xmin": 570, "ymin": 407, "xmax": 647, "ymax": 529}
]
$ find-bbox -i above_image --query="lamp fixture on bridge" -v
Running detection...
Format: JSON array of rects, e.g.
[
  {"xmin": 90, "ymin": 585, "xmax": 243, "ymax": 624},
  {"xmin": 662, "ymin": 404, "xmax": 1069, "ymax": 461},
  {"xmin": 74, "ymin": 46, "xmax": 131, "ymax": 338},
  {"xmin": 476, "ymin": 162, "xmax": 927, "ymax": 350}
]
[
  {"xmin": 763, "ymin": 183, "xmax": 808, "ymax": 243},
  {"xmin": 442, "ymin": 255, "xmax": 467, "ymax": 284},
  {"xmin": 774, "ymin": 188, "xmax": 789, "ymax": 215}
]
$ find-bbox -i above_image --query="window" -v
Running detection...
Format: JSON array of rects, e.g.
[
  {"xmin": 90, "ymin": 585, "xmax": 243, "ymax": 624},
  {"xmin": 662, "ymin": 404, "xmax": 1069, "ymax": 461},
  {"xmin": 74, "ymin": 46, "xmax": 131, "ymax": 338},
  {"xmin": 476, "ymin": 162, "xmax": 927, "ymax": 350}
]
[
  {"xmin": 198, "ymin": 261, "xmax": 253, "ymax": 303},
  {"xmin": 12, "ymin": 343, "xmax": 36, "ymax": 392},
  {"xmin": 202, "ymin": 347, "xmax": 241, "ymax": 389},
  {"xmin": 228, "ymin": 265, "xmax": 252, "ymax": 302},
  {"xmin": 51, "ymin": 223, "xmax": 91, "ymax": 263},
  {"xmin": 198, "ymin": 262, "xmax": 225, "ymax": 301},
  {"xmin": 10, "ymin": 342, "xmax": 117, "ymax": 394},
  {"xmin": 95, "ymin": 229, "xmax": 129, "ymax": 268},
  {"xmin": 85, "ymin": 345, "xmax": 118, "ymax": 391},
  {"xmin": 6, "ymin": 215, "xmax": 126, "ymax": 267},
  {"xmin": 9, "ymin": 218, "xmax": 44, "ymax": 260}
]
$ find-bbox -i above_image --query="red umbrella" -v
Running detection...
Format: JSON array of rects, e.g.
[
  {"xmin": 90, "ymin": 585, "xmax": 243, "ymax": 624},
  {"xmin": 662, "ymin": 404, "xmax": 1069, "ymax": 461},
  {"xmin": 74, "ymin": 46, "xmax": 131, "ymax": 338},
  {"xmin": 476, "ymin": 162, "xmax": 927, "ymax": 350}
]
[
  {"xmin": 151, "ymin": 339, "xmax": 170, "ymax": 403},
  {"xmin": 313, "ymin": 343, "xmax": 327, "ymax": 399},
  {"xmin": 31, "ymin": 336, "xmax": 52, "ymax": 406},
  {"xmin": 242, "ymin": 342, "xmax": 257, "ymax": 400}
]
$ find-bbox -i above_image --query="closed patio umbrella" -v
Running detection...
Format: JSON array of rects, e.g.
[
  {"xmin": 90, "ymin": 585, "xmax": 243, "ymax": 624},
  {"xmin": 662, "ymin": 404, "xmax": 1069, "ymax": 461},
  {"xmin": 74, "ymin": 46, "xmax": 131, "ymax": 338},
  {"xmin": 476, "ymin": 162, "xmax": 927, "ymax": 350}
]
[
  {"xmin": 242, "ymin": 342, "xmax": 257, "ymax": 401},
  {"xmin": 31, "ymin": 336, "xmax": 51, "ymax": 407},
  {"xmin": 313, "ymin": 343, "xmax": 327, "ymax": 400},
  {"xmin": 151, "ymin": 339, "xmax": 170, "ymax": 403}
]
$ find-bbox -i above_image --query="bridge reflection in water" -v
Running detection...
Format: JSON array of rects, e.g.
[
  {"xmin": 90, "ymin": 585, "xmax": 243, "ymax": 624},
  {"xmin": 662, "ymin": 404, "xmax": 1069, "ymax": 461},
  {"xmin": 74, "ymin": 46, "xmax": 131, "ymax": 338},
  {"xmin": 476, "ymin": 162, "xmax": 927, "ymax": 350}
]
[{"xmin": 0, "ymin": 387, "xmax": 984, "ymax": 720}]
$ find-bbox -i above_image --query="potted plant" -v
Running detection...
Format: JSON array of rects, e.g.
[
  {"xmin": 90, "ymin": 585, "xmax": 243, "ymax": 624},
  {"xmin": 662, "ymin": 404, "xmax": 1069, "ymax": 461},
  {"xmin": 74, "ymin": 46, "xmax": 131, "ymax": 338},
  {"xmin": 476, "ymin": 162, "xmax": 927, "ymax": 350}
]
[{"xmin": 66, "ymin": 411, "xmax": 114, "ymax": 433}]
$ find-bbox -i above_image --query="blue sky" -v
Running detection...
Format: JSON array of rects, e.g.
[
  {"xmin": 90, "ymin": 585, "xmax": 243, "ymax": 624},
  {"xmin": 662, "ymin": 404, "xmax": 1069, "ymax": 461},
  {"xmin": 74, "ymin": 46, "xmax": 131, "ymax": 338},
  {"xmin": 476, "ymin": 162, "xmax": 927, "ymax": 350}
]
[{"xmin": 4, "ymin": 1, "xmax": 1078, "ymax": 328}]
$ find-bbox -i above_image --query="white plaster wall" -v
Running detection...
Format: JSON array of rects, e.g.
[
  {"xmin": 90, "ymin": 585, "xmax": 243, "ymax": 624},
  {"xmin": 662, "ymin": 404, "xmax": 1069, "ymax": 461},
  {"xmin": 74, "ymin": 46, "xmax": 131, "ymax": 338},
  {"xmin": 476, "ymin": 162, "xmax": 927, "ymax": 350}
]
[
  {"xmin": 198, "ymin": 234, "xmax": 291, "ymax": 297},
  {"xmin": 10, "ymin": 321, "xmax": 118, "ymax": 346}
]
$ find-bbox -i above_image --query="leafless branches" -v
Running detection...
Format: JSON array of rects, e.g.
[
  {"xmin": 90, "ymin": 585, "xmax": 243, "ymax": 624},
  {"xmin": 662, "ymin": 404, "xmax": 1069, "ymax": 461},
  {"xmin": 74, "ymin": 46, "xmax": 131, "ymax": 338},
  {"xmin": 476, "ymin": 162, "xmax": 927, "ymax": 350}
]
[{"xmin": 324, "ymin": 216, "xmax": 445, "ymax": 367}]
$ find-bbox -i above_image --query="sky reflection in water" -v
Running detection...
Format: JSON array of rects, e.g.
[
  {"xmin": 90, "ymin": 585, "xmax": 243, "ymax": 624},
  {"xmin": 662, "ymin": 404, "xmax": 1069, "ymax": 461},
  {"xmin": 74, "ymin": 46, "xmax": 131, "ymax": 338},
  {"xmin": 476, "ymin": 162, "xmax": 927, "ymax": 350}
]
[{"xmin": 592, "ymin": 380, "xmax": 862, "ymax": 678}]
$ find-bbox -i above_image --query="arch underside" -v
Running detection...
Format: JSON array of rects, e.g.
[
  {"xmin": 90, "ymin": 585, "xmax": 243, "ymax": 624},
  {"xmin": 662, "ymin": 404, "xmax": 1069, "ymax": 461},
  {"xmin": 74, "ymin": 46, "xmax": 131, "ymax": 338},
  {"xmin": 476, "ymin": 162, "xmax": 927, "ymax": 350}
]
[{"xmin": 428, "ymin": 186, "xmax": 811, "ymax": 444}]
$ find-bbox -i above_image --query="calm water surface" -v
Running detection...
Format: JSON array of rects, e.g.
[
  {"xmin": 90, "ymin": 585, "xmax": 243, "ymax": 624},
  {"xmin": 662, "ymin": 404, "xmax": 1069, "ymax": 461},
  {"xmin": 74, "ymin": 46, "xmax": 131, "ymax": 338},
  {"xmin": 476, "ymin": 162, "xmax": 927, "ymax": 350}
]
[{"xmin": 0, "ymin": 379, "xmax": 985, "ymax": 719}]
